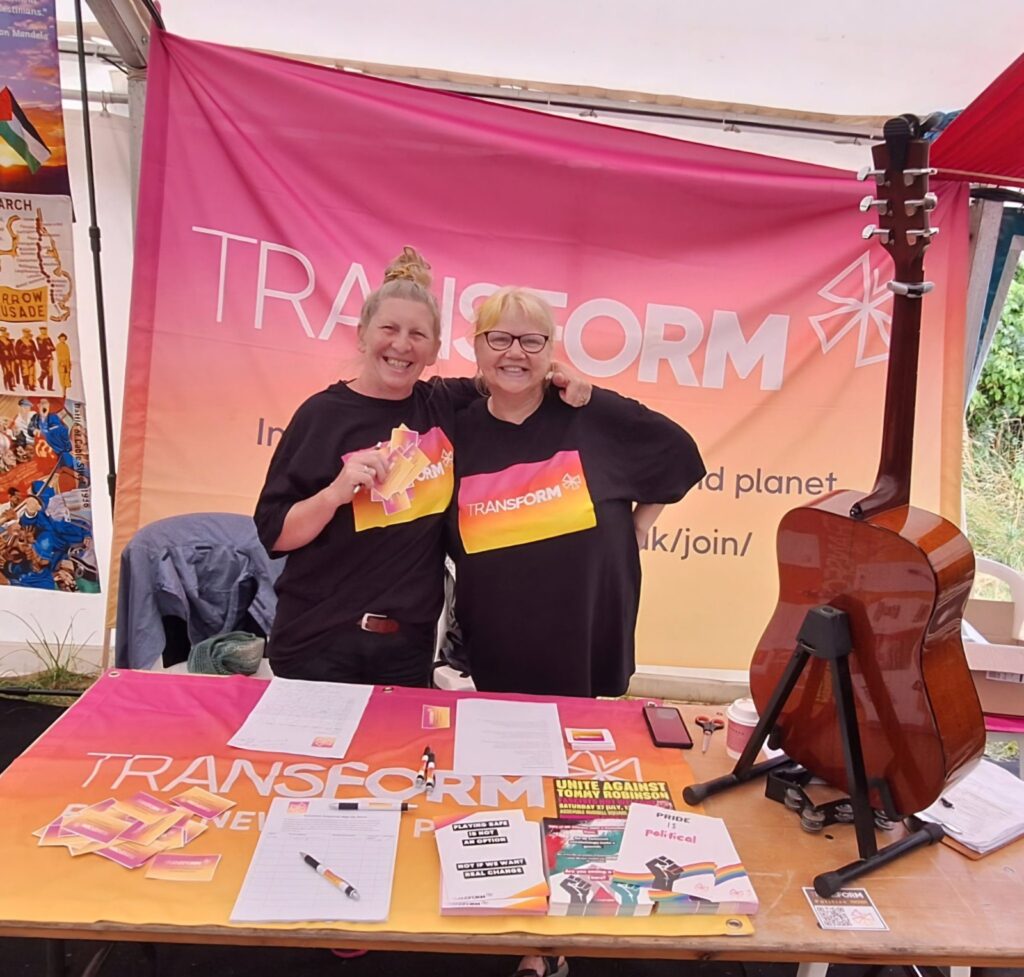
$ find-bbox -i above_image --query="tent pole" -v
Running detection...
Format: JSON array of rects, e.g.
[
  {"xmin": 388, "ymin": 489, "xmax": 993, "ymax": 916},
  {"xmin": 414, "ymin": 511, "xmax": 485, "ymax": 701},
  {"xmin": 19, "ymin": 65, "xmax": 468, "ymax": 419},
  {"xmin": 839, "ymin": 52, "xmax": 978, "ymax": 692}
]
[
  {"xmin": 126, "ymin": 69, "xmax": 147, "ymax": 225},
  {"xmin": 73, "ymin": 0, "xmax": 118, "ymax": 510},
  {"xmin": 135, "ymin": 0, "xmax": 164, "ymax": 31},
  {"xmin": 963, "ymin": 199, "xmax": 1005, "ymax": 406}
]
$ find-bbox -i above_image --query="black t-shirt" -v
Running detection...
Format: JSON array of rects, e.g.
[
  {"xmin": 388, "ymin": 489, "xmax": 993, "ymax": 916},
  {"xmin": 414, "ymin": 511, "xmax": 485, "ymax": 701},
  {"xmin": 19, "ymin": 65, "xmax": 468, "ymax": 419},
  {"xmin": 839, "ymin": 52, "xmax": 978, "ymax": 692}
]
[
  {"xmin": 255, "ymin": 378, "xmax": 476, "ymax": 660},
  {"xmin": 449, "ymin": 387, "xmax": 705, "ymax": 698}
]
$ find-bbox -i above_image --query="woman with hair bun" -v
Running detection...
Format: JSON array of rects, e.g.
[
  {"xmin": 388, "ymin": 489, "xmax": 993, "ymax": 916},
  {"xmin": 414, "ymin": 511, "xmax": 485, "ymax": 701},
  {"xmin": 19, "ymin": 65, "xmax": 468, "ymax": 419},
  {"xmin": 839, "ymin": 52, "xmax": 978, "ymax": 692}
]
[{"xmin": 255, "ymin": 249, "xmax": 588, "ymax": 686}]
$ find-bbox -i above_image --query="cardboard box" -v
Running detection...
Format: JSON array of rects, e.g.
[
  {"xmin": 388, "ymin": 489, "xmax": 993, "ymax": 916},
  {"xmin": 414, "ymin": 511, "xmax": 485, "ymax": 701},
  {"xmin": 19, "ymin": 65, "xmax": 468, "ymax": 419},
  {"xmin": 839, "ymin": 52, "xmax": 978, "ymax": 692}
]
[{"xmin": 963, "ymin": 596, "xmax": 1024, "ymax": 718}]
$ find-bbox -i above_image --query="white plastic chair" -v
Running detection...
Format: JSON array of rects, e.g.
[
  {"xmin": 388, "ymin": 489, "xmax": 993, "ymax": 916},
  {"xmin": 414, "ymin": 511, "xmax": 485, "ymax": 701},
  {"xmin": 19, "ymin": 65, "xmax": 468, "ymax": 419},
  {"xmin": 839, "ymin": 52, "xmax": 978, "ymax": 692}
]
[
  {"xmin": 971, "ymin": 557, "xmax": 1024, "ymax": 641},
  {"xmin": 965, "ymin": 557, "xmax": 1024, "ymax": 776}
]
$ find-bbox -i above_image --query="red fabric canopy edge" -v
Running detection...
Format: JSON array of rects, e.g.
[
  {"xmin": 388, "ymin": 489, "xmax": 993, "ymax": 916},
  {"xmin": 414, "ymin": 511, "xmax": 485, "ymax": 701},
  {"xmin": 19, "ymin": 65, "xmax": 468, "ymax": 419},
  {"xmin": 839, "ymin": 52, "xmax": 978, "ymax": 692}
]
[{"xmin": 932, "ymin": 53, "xmax": 1024, "ymax": 186}]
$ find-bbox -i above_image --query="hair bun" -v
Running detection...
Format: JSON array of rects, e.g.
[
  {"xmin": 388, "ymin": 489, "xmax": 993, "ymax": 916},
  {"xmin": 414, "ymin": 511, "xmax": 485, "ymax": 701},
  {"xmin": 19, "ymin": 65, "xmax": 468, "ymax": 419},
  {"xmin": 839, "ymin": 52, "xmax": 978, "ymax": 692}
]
[{"xmin": 383, "ymin": 246, "xmax": 432, "ymax": 288}]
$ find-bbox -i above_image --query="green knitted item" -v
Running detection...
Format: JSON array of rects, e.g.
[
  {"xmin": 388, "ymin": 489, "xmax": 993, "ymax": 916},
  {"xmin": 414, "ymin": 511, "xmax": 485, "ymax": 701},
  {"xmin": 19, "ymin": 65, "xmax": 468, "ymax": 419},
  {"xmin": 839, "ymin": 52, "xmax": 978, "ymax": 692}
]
[{"xmin": 187, "ymin": 631, "xmax": 265, "ymax": 676}]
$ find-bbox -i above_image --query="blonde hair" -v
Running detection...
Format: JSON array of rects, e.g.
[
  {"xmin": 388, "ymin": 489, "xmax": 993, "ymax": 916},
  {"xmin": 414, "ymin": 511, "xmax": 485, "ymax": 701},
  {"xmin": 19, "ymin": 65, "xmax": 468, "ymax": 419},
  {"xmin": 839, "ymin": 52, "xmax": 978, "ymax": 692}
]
[
  {"xmin": 358, "ymin": 246, "xmax": 440, "ymax": 340},
  {"xmin": 472, "ymin": 287, "xmax": 555, "ymax": 396},
  {"xmin": 472, "ymin": 287, "xmax": 556, "ymax": 339}
]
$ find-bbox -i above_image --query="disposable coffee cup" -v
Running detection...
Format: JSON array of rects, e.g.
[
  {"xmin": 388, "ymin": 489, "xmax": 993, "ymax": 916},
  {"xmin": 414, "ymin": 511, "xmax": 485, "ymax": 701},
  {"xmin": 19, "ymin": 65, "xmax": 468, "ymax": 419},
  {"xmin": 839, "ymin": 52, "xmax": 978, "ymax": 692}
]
[{"xmin": 725, "ymin": 697, "xmax": 759, "ymax": 760}]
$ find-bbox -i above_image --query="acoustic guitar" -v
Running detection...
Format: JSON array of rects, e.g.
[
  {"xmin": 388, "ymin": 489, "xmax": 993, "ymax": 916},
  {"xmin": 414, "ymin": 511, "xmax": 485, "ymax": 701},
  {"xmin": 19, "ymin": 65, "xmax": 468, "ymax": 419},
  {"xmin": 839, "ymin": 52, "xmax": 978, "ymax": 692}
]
[{"xmin": 748, "ymin": 115, "xmax": 985, "ymax": 818}]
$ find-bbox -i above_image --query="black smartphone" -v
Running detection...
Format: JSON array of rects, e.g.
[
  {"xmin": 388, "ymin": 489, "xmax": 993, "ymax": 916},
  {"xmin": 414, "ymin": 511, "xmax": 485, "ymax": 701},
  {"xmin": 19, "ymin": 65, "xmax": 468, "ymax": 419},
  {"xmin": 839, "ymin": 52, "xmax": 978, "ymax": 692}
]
[{"xmin": 643, "ymin": 704, "xmax": 693, "ymax": 749}]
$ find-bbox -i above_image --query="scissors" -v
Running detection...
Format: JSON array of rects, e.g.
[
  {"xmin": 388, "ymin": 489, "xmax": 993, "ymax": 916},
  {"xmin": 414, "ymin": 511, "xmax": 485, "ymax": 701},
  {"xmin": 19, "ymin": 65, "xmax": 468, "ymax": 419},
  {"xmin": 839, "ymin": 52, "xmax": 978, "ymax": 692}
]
[{"xmin": 694, "ymin": 714, "xmax": 724, "ymax": 753}]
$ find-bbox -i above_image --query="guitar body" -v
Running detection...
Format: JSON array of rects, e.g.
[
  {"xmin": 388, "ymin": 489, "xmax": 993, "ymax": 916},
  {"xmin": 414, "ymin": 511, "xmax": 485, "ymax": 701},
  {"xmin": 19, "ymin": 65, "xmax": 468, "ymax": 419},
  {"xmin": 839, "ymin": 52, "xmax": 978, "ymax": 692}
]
[
  {"xmin": 749, "ymin": 490, "xmax": 985, "ymax": 815},
  {"xmin": 747, "ymin": 118, "xmax": 985, "ymax": 820}
]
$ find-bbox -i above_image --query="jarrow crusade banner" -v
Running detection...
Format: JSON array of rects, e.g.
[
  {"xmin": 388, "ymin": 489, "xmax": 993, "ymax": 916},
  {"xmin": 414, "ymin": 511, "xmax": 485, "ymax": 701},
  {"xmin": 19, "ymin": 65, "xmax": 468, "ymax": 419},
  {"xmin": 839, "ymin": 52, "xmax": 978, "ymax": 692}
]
[
  {"xmin": 0, "ymin": 0, "xmax": 97, "ymax": 592},
  {"xmin": 118, "ymin": 32, "xmax": 969, "ymax": 670}
]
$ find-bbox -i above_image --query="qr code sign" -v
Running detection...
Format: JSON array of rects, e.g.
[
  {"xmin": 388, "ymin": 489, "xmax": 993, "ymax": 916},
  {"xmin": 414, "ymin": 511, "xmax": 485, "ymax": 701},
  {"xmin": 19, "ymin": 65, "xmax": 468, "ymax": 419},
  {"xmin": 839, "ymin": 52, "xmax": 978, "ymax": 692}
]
[
  {"xmin": 802, "ymin": 887, "xmax": 889, "ymax": 931},
  {"xmin": 816, "ymin": 905, "xmax": 857, "ymax": 928}
]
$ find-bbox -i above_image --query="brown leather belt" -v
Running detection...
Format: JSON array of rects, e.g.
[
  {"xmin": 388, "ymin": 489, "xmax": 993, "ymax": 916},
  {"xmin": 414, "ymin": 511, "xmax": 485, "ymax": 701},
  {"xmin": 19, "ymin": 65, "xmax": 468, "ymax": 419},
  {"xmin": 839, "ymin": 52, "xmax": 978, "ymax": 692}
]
[{"xmin": 359, "ymin": 613, "xmax": 400, "ymax": 634}]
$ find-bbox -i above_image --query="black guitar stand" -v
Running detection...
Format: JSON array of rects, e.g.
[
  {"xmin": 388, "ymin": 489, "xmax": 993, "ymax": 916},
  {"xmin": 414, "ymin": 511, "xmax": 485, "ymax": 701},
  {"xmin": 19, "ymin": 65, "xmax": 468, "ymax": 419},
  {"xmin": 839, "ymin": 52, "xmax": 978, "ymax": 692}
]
[{"xmin": 683, "ymin": 604, "xmax": 944, "ymax": 896}]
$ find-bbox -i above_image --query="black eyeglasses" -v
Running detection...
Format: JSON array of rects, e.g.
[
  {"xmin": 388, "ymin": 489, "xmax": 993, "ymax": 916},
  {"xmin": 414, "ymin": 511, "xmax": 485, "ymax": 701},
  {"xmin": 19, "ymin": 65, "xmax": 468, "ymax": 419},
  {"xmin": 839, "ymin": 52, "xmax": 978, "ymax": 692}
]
[{"xmin": 482, "ymin": 331, "xmax": 549, "ymax": 353}]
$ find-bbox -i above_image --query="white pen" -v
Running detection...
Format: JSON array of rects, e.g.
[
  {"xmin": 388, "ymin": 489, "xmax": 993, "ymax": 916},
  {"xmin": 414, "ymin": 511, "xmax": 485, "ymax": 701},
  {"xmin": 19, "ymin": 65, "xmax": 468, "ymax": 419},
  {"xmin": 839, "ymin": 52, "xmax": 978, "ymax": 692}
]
[
  {"xmin": 299, "ymin": 851, "xmax": 360, "ymax": 899},
  {"xmin": 331, "ymin": 800, "xmax": 418, "ymax": 812},
  {"xmin": 415, "ymin": 745, "xmax": 432, "ymax": 787}
]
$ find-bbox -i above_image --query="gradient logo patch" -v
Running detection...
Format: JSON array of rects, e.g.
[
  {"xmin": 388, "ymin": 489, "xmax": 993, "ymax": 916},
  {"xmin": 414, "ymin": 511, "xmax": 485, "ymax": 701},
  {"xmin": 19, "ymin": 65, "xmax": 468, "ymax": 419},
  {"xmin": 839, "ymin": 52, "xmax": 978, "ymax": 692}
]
[
  {"xmin": 458, "ymin": 450, "xmax": 595, "ymax": 554},
  {"xmin": 422, "ymin": 704, "xmax": 451, "ymax": 729},
  {"xmin": 347, "ymin": 425, "xmax": 454, "ymax": 532}
]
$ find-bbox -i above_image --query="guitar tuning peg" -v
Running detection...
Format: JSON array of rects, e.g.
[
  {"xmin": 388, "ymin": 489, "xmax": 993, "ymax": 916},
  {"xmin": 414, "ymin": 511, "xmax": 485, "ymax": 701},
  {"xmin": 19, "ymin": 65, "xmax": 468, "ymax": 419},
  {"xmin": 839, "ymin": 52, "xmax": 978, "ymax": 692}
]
[
  {"xmin": 904, "ymin": 192, "xmax": 938, "ymax": 215},
  {"xmin": 857, "ymin": 166, "xmax": 887, "ymax": 184},
  {"xmin": 888, "ymin": 280, "xmax": 934, "ymax": 298},
  {"xmin": 859, "ymin": 195, "xmax": 889, "ymax": 213},
  {"xmin": 905, "ymin": 227, "xmax": 939, "ymax": 244},
  {"xmin": 862, "ymin": 224, "xmax": 891, "ymax": 243},
  {"xmin": 902, "ymin": 167, "xmax": 937, "ymax": 186}
]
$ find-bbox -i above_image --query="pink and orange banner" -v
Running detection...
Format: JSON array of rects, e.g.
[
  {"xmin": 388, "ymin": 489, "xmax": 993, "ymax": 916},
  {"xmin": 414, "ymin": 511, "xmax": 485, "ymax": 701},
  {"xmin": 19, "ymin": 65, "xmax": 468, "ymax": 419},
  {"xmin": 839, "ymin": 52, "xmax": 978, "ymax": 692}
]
[
  {"xmin": 116, "ymin": 31, "xmax": 970, "ymax": 670},
  {"xmin": 0, "ymin": 669, "xmax": 749, "ymax": 937}
]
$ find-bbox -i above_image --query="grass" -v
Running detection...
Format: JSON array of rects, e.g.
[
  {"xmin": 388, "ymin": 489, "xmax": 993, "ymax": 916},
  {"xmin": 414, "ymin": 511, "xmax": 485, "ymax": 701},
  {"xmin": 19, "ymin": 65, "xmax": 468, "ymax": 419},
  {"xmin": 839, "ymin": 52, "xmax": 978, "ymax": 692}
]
[
  {"xmin": 963, "ymin": 429, "xmax": 1024, "ymax": 599},
  {"xmin": 0, "ymin": 612, "xmax": 97, "ymax": 706},
  {"xmin": 0, "ymin": 674, "xmax": 94, "ymax": 707},
  {"xmin": 963, "ymin": 429, "xmax": 1023, "ymax": 768}
]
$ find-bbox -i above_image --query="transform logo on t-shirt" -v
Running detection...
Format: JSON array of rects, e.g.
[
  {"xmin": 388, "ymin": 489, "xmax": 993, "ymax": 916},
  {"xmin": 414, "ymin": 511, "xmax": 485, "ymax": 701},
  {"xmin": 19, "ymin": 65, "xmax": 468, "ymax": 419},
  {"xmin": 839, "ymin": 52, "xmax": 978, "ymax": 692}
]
[
  {"xmin": 458, "ymin": 450, "xmax": 596, "ymax": 554},
  {"xmin": 346, "ymin": 425, "xmax": 454, "ymax": 531}
]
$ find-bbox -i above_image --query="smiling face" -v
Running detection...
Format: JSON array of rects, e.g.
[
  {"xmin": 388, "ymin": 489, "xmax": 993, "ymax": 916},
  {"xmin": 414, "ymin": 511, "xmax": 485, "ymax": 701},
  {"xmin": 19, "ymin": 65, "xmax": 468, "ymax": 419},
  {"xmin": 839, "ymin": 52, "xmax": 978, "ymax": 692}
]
[
  {"xmin": 351, "ymin": 297, "xmax": 439, "ymax": 400},
  {"xmin": 475, "ymin": 310, "xmax": 553, "ymax": 401}
]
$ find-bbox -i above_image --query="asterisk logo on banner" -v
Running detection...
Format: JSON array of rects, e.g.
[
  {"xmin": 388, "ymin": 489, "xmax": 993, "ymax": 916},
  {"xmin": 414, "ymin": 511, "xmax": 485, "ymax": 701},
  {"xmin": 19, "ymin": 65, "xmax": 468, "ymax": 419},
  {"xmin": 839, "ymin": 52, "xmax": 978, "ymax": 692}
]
[
  {"xmin": 562, "ymin": 473, "xmax": 582, "ymax": 491},
  {"xmin": 566, "ymin": 752, "xmax": 644, "ymax": 782},
  {"xmin": 808, "ymin": 252, "xmax": 893, "ymax": 367}
]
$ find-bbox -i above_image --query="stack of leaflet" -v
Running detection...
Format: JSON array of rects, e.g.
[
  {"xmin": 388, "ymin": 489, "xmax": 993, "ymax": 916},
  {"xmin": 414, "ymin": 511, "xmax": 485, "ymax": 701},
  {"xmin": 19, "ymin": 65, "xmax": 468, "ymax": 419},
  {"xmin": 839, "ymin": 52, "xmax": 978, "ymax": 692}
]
[
  {"xmin": 543, "ymin": 817, "xmax": 653, "ymax": 917},
  {"xmin": 916, "ymin": 759, "xmax": 1024, "ymax": 858},
  {"xmin": 434, "ymin": 809, "xmax": 548, "ymax": 915},
  {"xmin": 610, "ymin": 804, "xmax": 758, "ymax": 915},
  {"xmin": 33, "ymin": 788, "xmax": 232, "ymax": 876}
]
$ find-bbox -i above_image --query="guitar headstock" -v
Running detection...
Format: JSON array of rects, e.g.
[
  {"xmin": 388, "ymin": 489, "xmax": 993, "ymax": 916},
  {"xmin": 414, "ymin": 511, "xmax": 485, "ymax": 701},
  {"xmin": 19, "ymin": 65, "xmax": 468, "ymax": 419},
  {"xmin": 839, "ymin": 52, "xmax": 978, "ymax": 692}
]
[{"xmin": 857, "ymin": 114, "xmax": 938, "ymax": 282}]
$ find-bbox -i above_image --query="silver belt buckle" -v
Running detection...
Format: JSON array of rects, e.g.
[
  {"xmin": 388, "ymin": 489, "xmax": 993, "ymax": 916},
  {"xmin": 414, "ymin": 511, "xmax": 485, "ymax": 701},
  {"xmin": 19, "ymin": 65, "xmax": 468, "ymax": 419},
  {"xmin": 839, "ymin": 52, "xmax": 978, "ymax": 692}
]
[{"xmin": 360, "ymin": 612, "xmax": 386, "ymax": 631}]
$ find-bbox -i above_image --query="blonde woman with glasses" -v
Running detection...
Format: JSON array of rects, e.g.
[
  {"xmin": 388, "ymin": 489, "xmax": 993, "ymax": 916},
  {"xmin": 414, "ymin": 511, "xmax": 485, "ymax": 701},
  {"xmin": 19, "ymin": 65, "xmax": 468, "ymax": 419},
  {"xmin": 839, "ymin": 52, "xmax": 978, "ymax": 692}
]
[
  {"xmin": 449, "ymin": 287, "xmax": 704, "ymax": 977},
  {"xmin": 451, "ymin": 286, "xmax": 705, "ymax": 700}
]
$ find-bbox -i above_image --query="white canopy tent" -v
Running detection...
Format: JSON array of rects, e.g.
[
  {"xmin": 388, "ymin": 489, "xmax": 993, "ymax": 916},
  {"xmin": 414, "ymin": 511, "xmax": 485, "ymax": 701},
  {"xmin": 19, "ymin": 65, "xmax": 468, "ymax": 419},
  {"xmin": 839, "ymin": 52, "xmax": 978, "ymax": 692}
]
[
  {"xmin": 2, "ymin": 0, "xmax": 1019, "ymax": 679},
  {"xmin": 54, "ymin": 1, "xmax": 1024, "ymax": 171},
  {"xmin": 68, "ymin": 1, "xmax": 1024, "ymax": 111}
]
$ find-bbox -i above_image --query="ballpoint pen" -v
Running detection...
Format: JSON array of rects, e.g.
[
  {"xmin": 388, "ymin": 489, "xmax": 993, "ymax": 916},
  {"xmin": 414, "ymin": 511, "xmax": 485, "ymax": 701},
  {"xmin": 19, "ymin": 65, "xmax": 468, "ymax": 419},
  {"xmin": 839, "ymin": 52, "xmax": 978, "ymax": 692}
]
[
  {"xmin": 424, "ymin": 753, "xmax": 436, "ymax": 792},
  {"xmin": 415, "ymin": 744, "xmax": 431, "ymax": 787},
  {"xmin": 331, "ymin": 800, "xmax": 418, "ymax": 812},
  {"xmin": 299, "ymin": 851, "xmax": 360, "ymax": 899}
]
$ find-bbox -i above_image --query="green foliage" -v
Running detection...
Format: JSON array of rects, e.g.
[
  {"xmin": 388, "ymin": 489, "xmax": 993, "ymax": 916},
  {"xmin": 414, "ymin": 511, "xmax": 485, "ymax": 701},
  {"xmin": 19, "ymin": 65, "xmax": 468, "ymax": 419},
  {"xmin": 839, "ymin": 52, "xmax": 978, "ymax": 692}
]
[
  {"xmin": 986, "ymin": 738, "xmax": 1020, "ymax": 762},
  {"xmin": 965, "ymin": 261, "xmax": 1024, "ymax": 591},
  {"xmin": 0, "ymin": 612, "xmax": 96, "ymax": 690},
  {"xmin": 968, "ymin": 262, "xmax": 1024, "ymax": 436},
  {"xmin": 963, "ymin": 434, "xmax": 1024, "ymax": 599}
]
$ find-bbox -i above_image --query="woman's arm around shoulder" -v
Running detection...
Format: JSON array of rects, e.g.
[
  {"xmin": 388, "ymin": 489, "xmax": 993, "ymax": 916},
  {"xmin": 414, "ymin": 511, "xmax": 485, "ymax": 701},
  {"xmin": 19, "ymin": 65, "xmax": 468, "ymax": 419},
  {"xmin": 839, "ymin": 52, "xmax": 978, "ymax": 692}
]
[
  {"xmin": 436, "ymin": 362, "xmax": 592, "ymax": 410},
  {"xmin": 585, "ymin": 388, "xmax": 706, "ymax": 504}
]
